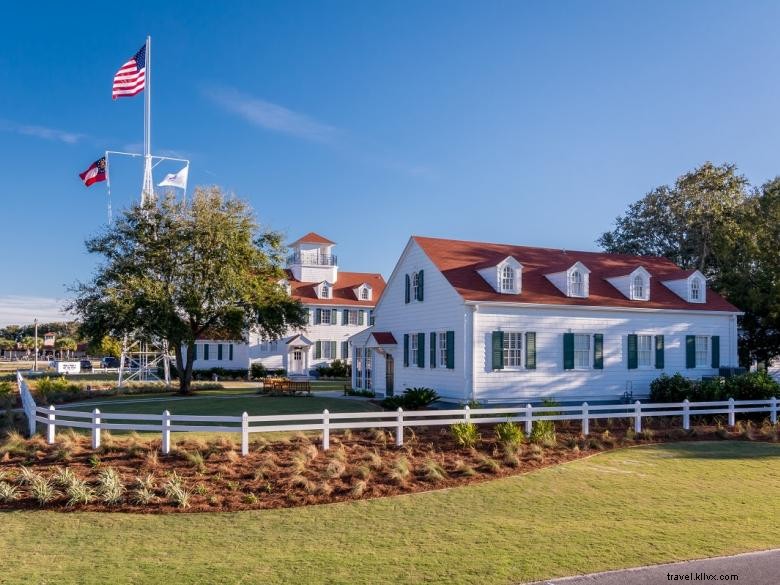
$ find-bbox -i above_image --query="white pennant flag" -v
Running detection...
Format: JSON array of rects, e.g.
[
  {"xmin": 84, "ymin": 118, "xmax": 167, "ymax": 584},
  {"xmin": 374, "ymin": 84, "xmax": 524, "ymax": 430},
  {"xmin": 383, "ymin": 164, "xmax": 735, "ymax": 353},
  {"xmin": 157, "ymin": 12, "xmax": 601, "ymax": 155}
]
[{"xmin": 158, "ymin": 164, "xmax": 189, "ymax": 190}]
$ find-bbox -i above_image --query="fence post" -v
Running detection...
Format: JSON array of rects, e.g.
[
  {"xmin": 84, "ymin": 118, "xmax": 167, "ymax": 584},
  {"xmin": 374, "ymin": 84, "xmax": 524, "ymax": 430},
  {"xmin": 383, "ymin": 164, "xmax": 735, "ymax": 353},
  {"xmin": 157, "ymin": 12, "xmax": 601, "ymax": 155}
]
[
  {"xmin": 682, "ymin": 399, "xmax": 690, "ymax": 430},
  {"xmin": 581, "ymin": 402, "xmax": 589, "ymax": 436},
  {"xmin": 396, "ymin": 407, "xmax": 404, "ymax": 447},
  {"xmin": 634, "ymin": 401, "xmax": 642, "ymax": 433},
  {"xmin": 91, "ymin": 408, "xmax": 101, "ymax": 450},
  {"xmin": 162, "ymin": 410, "xmax": 171, "ymax": 454},
  {"xmin": 728, "ymin": 397, "xmax": 735, "ymax": 427},
  {"xmin": 241, "ymin": 411, "xmax": 249, "ymax": 456},
  {"xmin": 771, "ymin": 396, "xmax": 778, "ymax": 425},
  {"xmin": 464, "ymin": 405, "xmax": 471, "ymax": 423},
  {"xmin": 46, "ymin": 404, "xmax": 56, "ymax": 444},
  {"xmin": 322, "ymin": 409, "xmax": 330, "ymax": 451},
  {"xmin": 525, "ymin": 403, "xmax": 533, "ymax": 436}
]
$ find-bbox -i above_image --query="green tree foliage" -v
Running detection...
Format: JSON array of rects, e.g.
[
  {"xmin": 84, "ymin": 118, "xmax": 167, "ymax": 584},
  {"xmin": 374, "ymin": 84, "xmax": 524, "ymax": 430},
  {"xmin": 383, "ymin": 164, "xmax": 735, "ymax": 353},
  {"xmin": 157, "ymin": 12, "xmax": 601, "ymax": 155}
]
[
  {"xmin": 68, "ymin": 186, "xmax": 307, "ymax": 394},
  {"xmin": 89, "ymin": 336, "xmax": 123, "ymax": 358},
  {"xmin": 599, "ymin": 162, "xmax": 779, "ymax": 365}
]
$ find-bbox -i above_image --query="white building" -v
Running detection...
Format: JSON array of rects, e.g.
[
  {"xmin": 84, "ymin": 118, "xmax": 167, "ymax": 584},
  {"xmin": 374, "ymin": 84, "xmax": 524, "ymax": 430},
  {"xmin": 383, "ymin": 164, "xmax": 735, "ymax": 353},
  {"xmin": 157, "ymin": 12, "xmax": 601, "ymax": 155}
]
[
  {"xmin": 189, "ymin": 232, "xmax": 385, "ymax": 376},
  {"xmin": 350, "ymin": 236, "xmax": 742, "ymax": 403}
]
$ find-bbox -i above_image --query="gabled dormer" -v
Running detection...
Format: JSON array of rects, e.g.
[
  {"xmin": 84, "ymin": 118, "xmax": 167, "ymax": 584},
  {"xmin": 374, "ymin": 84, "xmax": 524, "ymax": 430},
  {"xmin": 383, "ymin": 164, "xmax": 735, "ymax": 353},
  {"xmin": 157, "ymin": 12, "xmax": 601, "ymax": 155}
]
[
  {"xmin": 353, "ymin": 283, "xmax": 373, "ymax": 301},
  {"xmin": 606, "ymin": 266, "xmax": 651, "ymax": 301},
  {"xmin": 477, "ymin": 256, "xmax": 523, "ymax": 294},
  {"xmin": 662, "ymin": 270, "xmax": 706, "ymax": 304},
  {"xmin": 315, "ymin": 281, "xmax": 333, "ymax": 300},
  {"xmin": 545, "ymin": 261, "xmax": 591, "ymax": 298},
  {"xmin": 287, "ymin": 232, "xmax": 338, "ymax": 283}
]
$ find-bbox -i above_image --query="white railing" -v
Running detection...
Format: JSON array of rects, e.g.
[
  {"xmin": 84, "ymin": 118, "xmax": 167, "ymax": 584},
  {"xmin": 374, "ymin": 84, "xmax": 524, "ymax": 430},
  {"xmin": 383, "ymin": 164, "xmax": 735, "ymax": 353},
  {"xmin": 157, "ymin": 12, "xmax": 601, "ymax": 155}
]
[
  {"xmin": 17, "ymin": 374, "xmax": 779, "ymax": 457},
  {"xmin": 16, "ymin": 371, "xmax": 38, "ymax": 437}
]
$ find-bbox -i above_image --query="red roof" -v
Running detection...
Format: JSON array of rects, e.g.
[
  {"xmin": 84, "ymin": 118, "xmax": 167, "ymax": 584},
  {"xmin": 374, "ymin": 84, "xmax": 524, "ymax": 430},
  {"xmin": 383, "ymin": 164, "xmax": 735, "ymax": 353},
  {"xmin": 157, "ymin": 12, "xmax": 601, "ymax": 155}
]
[
  {"xmin": 371, "ymin": 332, "xmax": 397, "ymax": 345},
  {"xmin": 290, "ymin": 232, "xmax": 335, "ymax": 246},
  {"xmin": 413, "ymin": 236, "xmax": 740, "ymax": 312},
  {"xmin": 287, "ymin": 270, "xmax": 385, "ymax": 307}
]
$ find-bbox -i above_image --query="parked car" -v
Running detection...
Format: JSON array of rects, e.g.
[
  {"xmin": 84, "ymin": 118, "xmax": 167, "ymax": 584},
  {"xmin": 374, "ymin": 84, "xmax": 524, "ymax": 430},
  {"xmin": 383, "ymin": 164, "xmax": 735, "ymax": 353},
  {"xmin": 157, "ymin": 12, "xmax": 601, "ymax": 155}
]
[
  {"xmin": 80, "ymin": 359, "xmax": 93, "ymax": 371},
  {"xmin": 101, "ymin": 356, "xmax": 120, "ymax": 368}
]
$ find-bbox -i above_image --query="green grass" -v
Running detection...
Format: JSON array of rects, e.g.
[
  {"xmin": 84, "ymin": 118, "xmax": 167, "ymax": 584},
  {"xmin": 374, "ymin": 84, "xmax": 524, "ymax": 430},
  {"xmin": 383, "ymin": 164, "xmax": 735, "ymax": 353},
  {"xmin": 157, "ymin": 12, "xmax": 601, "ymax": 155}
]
[{"xmin": 1, "ymin": 442, "xmax": 779, "ymax": 584}]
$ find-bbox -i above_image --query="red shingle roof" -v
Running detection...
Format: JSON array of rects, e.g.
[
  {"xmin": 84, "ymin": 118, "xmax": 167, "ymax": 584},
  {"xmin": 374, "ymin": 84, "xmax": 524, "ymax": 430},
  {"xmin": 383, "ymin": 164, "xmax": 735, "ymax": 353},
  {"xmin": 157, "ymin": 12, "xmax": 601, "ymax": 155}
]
[
  {"xmin": 287, "ymin": 270, "xmax": 385, "ymax": 307},
  {"xmin": 413, "ymin": 236, "xmax": 739, "ymax": 312},
  {"xmin": 289, "ymin": 232, "xmax": 335, "ymax": 246}
]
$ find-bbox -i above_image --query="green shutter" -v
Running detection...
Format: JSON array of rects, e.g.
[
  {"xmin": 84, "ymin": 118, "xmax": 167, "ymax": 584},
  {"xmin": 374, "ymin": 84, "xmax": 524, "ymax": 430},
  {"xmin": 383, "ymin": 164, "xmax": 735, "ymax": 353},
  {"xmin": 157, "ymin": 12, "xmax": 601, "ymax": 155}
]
[
  {"xmin": 417, "ymin": 332, "xmax": 425, "ymax": 368},
  {"xmin": 315, "ymin": 309, "xmax": 322, "ymax": 325},
  {"xmin": 315, "ymin": 341, "xmax": 322, "ymax": 359},
  {"xmin": 229, "ymin": 344, "xmax": 234, "ymax": 361},
  {"xmin": 369, "ymin": 311, "xmax": 375, "ymax": 326},
  {"xmin": 686, "ymin": 335, "xmax": 696, "ymax": 369},
  {"xmin": 711, "ymin": 335, "xmax": 720, "ymax": 368},
  {"xmin": 491, "ymin": 331, "xmax": 504, "ymax": 370},
  {"xmin": 331, "ymin": 309, "xmax": 339, "ymax": 325},
  {"xmin": 403, "ymin": 334, "xmax": 409, "ymax": 367},
  {"xmin": 358, "ymin": 310, "xmax": 365, "ymax": 326},
  {"xmin": 341, "ymin": 341, "xmax": 349, "ymax": 359},
  {"xmin": 593, "ymin": 334, "xmax": 604, "ymax": 369},
  {"xmin": 563, "ymin": 333, "xmax": 574, "ymax": 370},
  {"xmin": 627, "ymin": 334, "xmax": 638, "ymax": 370},
  {"xmin": 204, "ymin": 344, "xmax": 210, "ymax": 361},
  {"xmin": 430, "ymin": 332, "xmax": 437, "ymax": 368},
  {"xmin": 405, "ymin": 274, "xmax": 410, "ymax": 304},
  {"xmin": 217, "ymin": 344, "xmax": 223, "ymax": 361},
  {"xmin": 655, "ymin": 335, "xmax": 664, "ymax": 369},
  {"xmin": 192, "ymin": 344, "xmax": 197, "ymax": 361},
  {"xmin": 417, "ymin": 270, "xmax": 424, "ymax": 301},
  {"xmin": 343, "ymin": 309, "xmax": 349, "ymax": 325},
  {"xmin": 446, "ymin": 331, "xmax": 455, "ymax": 369},
  {"xmin": 525, "ymin": 332, "xmax": 536, "ymax": 369}
]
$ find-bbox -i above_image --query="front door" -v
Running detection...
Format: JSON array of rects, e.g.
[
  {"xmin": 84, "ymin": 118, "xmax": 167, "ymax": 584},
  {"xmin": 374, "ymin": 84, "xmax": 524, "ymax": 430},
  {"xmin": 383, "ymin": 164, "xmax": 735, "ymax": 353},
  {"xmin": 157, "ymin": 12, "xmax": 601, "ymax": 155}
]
[
  {"xmin": 385, "ymin": 354, "xmax": 394, "ymax": 396},
  {"xmin": 291, "ymin": 349, "xmax": 303, "ymax": 374}
]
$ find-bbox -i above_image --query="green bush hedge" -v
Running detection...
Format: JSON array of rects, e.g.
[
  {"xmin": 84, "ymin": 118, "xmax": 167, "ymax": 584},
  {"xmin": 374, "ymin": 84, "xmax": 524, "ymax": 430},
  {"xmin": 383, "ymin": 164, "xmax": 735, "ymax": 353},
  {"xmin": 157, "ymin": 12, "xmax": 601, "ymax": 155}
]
[
  {"xmin": 380, "ymin": 387, "xmax": 439, "ymax": 410},
  {"xmin": 650, "ymin": 371, "xmax": 779, "ymax": 402},
  {"xmin": 249, "ymin": 363, "xmax": 286, "ymax": 379},
  {"xmin": 316, "ymin": 359, "xmax": 351, "ymax": 379}
]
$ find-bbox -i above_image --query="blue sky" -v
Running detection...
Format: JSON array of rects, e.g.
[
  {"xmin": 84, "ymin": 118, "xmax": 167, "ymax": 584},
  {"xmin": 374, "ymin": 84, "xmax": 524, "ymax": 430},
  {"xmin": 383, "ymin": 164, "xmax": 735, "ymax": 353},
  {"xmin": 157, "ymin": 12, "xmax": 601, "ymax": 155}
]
[{"xmin": 2, "ymin": 0, "xmax": 780, "ymax": 325}]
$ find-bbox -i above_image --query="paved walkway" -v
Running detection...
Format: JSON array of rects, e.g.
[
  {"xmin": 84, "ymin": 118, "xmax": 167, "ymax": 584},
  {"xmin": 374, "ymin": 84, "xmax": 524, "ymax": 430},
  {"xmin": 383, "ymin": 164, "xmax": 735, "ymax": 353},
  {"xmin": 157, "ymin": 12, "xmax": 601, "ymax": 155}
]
[{"xmin": 530, "ymin": 549, "xmax": 779, "ymax": 585}]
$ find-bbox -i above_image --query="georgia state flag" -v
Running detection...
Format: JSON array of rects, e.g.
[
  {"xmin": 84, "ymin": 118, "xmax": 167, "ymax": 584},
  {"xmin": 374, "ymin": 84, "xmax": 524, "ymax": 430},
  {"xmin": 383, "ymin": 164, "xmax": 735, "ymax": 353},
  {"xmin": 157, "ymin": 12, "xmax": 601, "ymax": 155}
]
[{"xmin": 79, "ymin": 157, "xmax": 107, "ymax": 187}]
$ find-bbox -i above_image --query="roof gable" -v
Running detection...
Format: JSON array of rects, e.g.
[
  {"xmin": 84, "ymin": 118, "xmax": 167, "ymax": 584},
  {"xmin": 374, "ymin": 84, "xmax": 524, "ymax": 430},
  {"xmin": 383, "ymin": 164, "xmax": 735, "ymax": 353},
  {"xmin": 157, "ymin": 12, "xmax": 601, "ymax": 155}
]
[{"xmin": 289, "ymin": 232, "xmax": 335, "ymax": 246}]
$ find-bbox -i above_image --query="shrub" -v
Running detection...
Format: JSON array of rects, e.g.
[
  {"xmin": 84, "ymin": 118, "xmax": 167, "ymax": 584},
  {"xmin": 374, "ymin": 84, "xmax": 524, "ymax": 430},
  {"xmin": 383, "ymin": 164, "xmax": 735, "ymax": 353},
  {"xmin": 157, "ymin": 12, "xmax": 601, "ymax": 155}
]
[
  {"xmin": 30, "ymin": 476, "xmax": 58, "ymax": 506},
  {"xmin": 346, "ymin": 388, "xmax": 376, "ymax": 398},
  {"xmin": 381, "ymin": 387, "xmax": 439, "ymax": 410},
  {"xmin": 97, "ymin": 468, "xmax": 125, "ymax": 505},
  {"xmin": 317, "ymin": 359, "xmax": 351, "ymax": 379},
  {"xmin": 388, "ymin": 456, "xmax": 411, "ymax": 485},
  {"xmin": 724, "ymin": 371, "xmax": 780, "ymax": 400},
  {"xmin": 0, "ymin": 481, "xmax": 20, "ymax": 503},
  {"xmin": 649, "ymin": 373, "xmax": 696, "ymax": 402},
  {"xmin": 421, "ymin": 459, "xmax": 448, "ymax": 482},
  {"xmin": 495, "ymin": 421, "xmax": 525, "ymax": 447},
  {"xmin": 66, "ymin": 479, "xmax": 96, "ymax": 506},
  {"xmin": 450, "ymin": 422, "xmax": 480, "ymax": 448},
  {"xmin": 530, "ymin": 420, "xmax": 556, "ymax": 446},
  {"xmin": 477, "ymin": 455, "xmax": 501, "ymax": 474}
]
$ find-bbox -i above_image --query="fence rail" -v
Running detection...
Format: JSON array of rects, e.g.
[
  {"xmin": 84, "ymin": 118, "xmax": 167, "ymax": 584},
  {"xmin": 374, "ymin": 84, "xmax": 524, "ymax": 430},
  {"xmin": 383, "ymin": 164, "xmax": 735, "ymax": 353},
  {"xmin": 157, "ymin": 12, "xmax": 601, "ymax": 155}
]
[{"xmin": 15, "ymin": 372, "xmax": 779, "ymax": 456}]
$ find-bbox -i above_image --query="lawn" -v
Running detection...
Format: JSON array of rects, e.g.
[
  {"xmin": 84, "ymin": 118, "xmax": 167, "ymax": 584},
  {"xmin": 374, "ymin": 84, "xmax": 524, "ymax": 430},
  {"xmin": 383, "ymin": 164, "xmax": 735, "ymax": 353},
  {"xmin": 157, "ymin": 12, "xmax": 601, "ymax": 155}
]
[{"xmin": 1, "ymin": 441, "xmax": 778, "ymax": 584}]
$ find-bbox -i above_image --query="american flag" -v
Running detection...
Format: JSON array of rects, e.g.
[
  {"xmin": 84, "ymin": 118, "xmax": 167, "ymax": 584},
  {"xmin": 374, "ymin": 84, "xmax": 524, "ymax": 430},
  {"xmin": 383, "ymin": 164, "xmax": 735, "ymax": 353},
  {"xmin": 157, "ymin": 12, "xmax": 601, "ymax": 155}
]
[{"xmin": 112, "ymin": 44, "xmax": 146, "ymax": 100}]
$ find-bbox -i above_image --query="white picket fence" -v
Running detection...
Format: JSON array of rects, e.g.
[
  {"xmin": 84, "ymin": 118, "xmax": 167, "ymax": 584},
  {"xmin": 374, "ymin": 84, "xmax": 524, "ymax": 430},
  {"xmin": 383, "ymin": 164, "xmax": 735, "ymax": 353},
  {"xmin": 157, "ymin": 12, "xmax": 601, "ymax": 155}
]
[{"xmin": 16, "ymin": 372, "xmax": 779, "ymax": 456}]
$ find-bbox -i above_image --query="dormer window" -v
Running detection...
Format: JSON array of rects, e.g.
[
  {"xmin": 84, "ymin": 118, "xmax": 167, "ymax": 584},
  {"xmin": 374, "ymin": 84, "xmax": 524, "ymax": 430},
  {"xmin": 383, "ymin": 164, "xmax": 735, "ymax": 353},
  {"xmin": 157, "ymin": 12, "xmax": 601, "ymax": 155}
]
[
  {"xmin": 569, "ymin": 270, "xmax": 585, "ymax": 297},
  {"xmin": 317, "ymin": 282, "xmax": 332, "ymax": 299},
  {"xmin": 478, "ymin": 256, "xmax": 522, "ymax": 294},
  {"xmin": 321, "ymin": 286, "xmax": 330, "ymax": 299},
  {"xmin": 631, "ymin": 273, "xmax": 649, "ymax": 301},
  {"xmin": 690, "ymin": 277, "xmax": 702, "ymax": 302},
  {"xmin": 360, "ymin": 287, "xmax": 370, "ymax": 300},
  {"xmin": 500, "ymin": 266, "xmax": 515, "ymax": 293}
]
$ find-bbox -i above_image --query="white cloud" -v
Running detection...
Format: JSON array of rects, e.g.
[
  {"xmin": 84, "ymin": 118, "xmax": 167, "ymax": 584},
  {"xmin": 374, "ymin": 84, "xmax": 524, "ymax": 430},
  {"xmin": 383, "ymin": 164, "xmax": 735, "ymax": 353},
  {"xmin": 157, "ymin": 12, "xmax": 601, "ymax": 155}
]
[
  {"xmin": 202, "ymin": 86, "xmax": 339, "ymax": 143},
  {"xmin": 0, "ymin": 296, "xmax": 73, "ymax": 327},
  {"xmin": 0, "ymin": 119, "xmax": 85, "ymax": 144}
]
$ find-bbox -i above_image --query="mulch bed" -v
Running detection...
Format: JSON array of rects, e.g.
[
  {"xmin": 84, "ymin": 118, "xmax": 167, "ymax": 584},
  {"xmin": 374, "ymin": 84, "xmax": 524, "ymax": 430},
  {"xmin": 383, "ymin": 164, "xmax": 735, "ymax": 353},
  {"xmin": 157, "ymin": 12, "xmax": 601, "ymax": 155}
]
[{"xmin": 0, "ymin": 419, "xmax": 777, "ymax": 514}]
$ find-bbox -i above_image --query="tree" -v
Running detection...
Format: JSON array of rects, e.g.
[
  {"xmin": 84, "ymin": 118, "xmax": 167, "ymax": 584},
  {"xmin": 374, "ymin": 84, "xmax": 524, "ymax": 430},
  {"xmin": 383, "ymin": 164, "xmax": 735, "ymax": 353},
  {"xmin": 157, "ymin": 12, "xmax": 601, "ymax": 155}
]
[
  {"xmin": 68, "ymin": 187, "xmax": 306, "ymax": 394},
  {"xmin": 90, "ymin": 336, "xmax": 123, "ymax": 359},
  {"xmin": 599, "ymin": 162, "xmax": 780, "ymax": 365},
  {"xmin": 55, "ymin": 337, "xmax": 77, "ymax": 359}
]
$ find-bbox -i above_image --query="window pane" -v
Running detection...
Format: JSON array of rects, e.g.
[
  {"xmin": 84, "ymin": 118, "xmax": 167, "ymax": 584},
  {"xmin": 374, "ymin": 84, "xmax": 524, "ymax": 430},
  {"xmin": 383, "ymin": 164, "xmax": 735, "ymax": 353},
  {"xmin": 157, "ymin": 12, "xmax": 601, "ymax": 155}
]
[
  {"xmin": 574, "ymin": 334, "xmax": 590, "ymax": 368},
  {"xmin": 502, "ymin": 332, "xmax": 522, "ymax": 367},
  {"xmin": 638, "ymin": 334, "xmax": 652, "ymax": 367},
  {"xmin": 695, "ymin": 336, "xmax": 708, "ymax": 367}
]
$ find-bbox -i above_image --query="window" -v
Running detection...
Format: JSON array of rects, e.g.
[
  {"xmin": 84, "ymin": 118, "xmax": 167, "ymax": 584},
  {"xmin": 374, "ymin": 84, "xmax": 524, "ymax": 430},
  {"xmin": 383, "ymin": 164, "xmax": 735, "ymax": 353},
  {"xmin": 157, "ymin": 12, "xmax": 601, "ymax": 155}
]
[
  {"xmin": 410, "ymin": 333, "xmax": 418, "ymax": 366},
  {"xmin": 365, "ymin": 350, "xmax": 372, "ymax": 390},
  {"xmin": 690, "ymin": 278, "xmax": 702, "ymax": 302},
  {"xmin": 695, "ymin": 336, "xmax": 708, "ymax": 367},
  {"xmin": 638, "ymin": 334, "xmax": 653, "ymax": 367},
  {"xmin": 573, "ymin": 334, "xmax": 590, "ymax": 369},
  {"xmin": 320, "ymin": 284, "xmax": 330, "ymax": 299},
  {"xmin": 360, "ymin": 287, "xmax": 370, "ymax": 300},
  {"xmin": 411, "ymin": 272, "xmax": 420, "ymax": 301},
  {"xmin": 502, "ymin": 332, "xmax": 523, "ymax": 367},
  {"xmin": 632, "ymin": 275, "xmax": 647, "ymax": 300},
  {"xmin": 348, "ymin": 310, "xmax": 359, "ymax": 326},
  {"xmin": 320, "ymin": 309, "xmax": 331, "ymax": 325},
  {"xmin": 322, "ymin": 341, "xmax": 335, "ymax": 359},
  {"xmin": 569, "ymin": 270, "xmax": 585, "ymax": 297},
  {"xmin": 354, "ymin": 348, "xmax": 363, "ymax": 389},
  {"xmin": 500, "ymin": 266, "xmax": 515, "ymax": 293},
  {"xmin": 438, "ymin": 332, "xmax": 448, "ymax": 368}
]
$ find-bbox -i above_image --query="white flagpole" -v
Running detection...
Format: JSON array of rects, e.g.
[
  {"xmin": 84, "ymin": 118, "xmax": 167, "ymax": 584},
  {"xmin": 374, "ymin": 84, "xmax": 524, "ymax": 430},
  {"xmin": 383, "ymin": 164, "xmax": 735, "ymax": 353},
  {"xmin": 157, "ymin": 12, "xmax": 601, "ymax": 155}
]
[
  {"xmin": 105, "ymin": 151, "xmax": 113, "ymax": 224},
  {"xmin": 141, "ymin": 35, "xmax": 153, "ymax": 204}
]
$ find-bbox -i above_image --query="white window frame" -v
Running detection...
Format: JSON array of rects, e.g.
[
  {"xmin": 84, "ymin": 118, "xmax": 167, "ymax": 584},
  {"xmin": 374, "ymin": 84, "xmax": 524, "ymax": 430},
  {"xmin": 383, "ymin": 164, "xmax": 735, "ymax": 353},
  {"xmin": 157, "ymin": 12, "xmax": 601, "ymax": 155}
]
[
  {"xmin": 438, "ymin": 332, "xmax": 448, "ymax": 369},
  {"xmin": 410, "ymin": 333, "xmax": 419, "ymax": 366},
  {"xmin": 569, "ymin": 270, "xmax": 585, "ymax": 298},
  {"xmin": 631, "ymin": 274, "xmax": 648, "ymax": 301},
  {"xmin": 348, "ymin": 310, "xmax": 359, "ymax": 326},
  {"xmin": 637, "ymin": 334, "xmax": 653, "ymax": 368},
  {"xmin": 354, "ymin": 347, "xmax": 363, "ymax": 389},
  {"xmin": 695, "ymin": 335, "xmax": 709, "ymax": 368},
  {"xmin": 690, "ymin": 277, "xmax": 702, "ymax": 302},
  {"xmin": 322, "ymin": 341, "xmax": 334, "ymax": 360},
  {"xmin": 320, "ymin": 284, "xmax": 330, "ymax": 299},
  {"xmin": 360, "ymin": 287, "xmax": 370, "ymax": 301},
  {"xmin": 573, "ymin": 333, "xmax": 591, "ymax": 369},
  {"xmin": 411, "ymin": 272, "xmax": 420, "ymax": 302},
  {"xmin": 503, "ymin": 331, "xmax": 523, "ymax": 368},
  {"xmin": 499, "ymin": 265, "xmax": 516, "ymax": 294},
  {"xmin": 320, "ymin": 309, "xmax": 331, "ymax": 325},
  {"xmin": 365, "ymin": 349, "xmax": 372, "ymax": 390}
]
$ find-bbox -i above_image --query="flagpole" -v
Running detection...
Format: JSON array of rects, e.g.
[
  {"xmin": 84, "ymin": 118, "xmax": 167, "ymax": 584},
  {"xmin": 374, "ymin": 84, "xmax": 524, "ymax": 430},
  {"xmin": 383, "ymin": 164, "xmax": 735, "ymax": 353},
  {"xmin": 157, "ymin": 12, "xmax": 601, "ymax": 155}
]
[
  {"xmin": 141, "ymin": 34, "xmax": 153, "ymax": 204},
  {"xmin": 105, "ymin": 151, "xmax": 113, "ymax": 224}
]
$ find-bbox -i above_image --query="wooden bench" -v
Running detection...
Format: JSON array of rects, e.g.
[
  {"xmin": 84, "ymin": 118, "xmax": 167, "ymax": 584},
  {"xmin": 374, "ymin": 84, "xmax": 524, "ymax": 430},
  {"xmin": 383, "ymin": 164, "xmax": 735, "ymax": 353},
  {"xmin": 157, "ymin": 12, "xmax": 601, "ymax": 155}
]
[{"xmin": 265, "ymin": 378, "xmax": 311, "ymax": 396}]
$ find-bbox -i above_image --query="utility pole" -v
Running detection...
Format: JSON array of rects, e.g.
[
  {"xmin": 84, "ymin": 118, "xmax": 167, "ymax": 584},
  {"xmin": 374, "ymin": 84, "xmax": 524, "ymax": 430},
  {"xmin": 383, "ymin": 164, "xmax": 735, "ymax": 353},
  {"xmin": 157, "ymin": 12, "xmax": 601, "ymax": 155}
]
[{"xmin": 33, "ymin": 318, "xmax": 38, "ymax": 372}]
